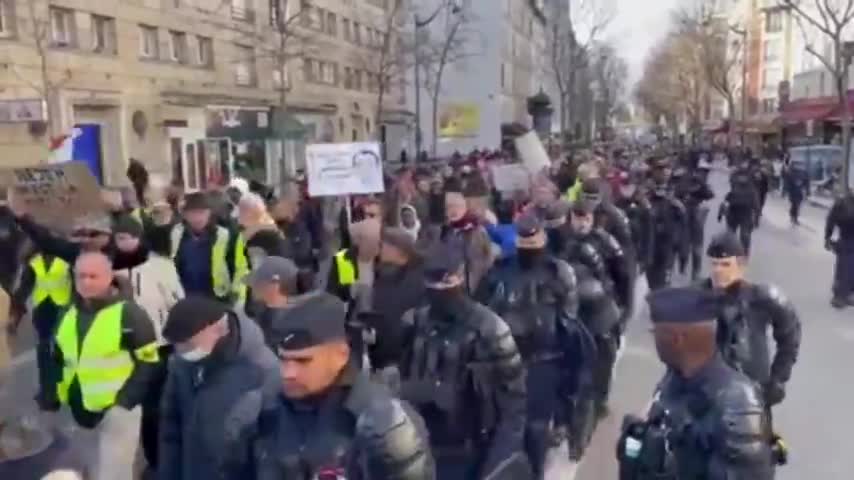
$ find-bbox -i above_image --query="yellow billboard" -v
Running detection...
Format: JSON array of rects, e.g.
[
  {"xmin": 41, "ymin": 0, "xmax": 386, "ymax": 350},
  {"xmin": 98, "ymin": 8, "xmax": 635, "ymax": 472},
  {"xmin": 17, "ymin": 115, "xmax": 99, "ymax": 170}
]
[{"xmin": 438, "ymin": 102, "xmax": 480, "ymax": 138}]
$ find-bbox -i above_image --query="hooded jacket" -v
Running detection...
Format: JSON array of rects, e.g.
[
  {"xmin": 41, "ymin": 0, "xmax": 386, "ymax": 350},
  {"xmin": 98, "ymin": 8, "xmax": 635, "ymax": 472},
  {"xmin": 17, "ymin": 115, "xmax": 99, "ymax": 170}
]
[{"xmin": 158, "ymin": 311, "xmax": 280, "ymax": 480}]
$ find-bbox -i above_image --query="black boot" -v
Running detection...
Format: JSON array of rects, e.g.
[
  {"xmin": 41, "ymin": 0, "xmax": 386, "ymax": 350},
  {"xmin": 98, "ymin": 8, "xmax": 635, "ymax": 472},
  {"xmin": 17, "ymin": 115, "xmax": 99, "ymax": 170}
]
[{"xmin": 831, "ymin": 296, "xmax": 847, "ymax": 309}]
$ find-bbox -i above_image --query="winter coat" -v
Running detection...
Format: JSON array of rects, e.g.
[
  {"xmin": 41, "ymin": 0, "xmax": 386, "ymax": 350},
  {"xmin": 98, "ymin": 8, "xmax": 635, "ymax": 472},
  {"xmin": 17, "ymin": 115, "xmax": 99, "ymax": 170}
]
[
  {"xmin": 158, "ymin": 311, "xmax": 280, "ymax": 480},
  {"xmin": 116, "ymin": 254, "xmax": 185, "ymax": 345},
  {"xmin": 440, "ymin": 219, "xmax": 495, "ymax": 294}
]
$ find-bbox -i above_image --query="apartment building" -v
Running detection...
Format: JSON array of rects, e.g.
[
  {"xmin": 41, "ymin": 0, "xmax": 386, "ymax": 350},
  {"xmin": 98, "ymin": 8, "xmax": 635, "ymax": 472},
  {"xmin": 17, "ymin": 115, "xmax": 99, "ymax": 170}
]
[
  {"xmin": 0, "ymin": 0, "xmax": 406, "ymax": 189},
  {"xmin": 408, "ymin": 0, "xmax": 547, "ymax": 156}
]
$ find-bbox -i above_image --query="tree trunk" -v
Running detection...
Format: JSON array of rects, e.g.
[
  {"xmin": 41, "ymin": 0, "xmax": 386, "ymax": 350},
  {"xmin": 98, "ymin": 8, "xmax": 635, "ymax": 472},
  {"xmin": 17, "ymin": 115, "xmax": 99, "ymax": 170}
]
[{"xmin": 842, "ymin": 81, "xmax": 851, "ymax": 193}]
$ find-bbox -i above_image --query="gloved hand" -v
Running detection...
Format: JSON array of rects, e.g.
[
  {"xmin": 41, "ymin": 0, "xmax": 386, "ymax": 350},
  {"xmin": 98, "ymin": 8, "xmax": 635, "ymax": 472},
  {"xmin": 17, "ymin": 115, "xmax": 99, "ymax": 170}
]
[{"xmin": 762, "ymin": 381, "xmax": 785, "ymax": 406}]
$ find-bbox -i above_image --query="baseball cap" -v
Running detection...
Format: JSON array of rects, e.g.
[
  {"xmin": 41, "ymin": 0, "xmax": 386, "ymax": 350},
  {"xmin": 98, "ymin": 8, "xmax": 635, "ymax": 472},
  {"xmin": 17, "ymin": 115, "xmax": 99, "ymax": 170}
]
[
  {"xmin": 267, "ymin": 292, "xmax": 348, "ymax": 351},
  {"xmin": 243, "ymin": 256, "xmax": 299, "ymax": 286}
]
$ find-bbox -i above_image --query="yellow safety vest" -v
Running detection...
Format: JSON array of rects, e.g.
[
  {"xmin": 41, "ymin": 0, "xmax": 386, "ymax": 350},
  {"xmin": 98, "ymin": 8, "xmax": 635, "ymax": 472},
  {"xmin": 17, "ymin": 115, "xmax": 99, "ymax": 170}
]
[
  {"xmin": 564, "ymin": 178, "xmax": 583, "ymax": 202},
  {"xmin": 171, "ymin": 224, "xmax": 248, "ymax": 300},
  {"xmin": 334, "ymin": 249, "xmax": 356, "ymax": 286},
  {"xmin": 55, "ymin": 302, "xmax": 136, "ymax": 412},
  {"xmin": 31, "ymin": 255, "xmax": 72, "ymax": 307}
]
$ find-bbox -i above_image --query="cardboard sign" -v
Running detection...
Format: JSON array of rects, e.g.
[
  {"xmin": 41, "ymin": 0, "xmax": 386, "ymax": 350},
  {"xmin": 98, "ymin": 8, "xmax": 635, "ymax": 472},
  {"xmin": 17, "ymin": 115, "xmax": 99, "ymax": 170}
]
[
  {"xmin": 491, "ymin": 164, "xmax": 531, "ymax": 192},
  {"xmin": 1, "ymin": 162, "xmax": 105, "ymax": 231},
  {"xmin": 515, "ymin": 131, "xmax": 551, "ymax": 174},
  {"xmin": 306, "ymin": 142, "xmax": 385, "ymax": 197}
]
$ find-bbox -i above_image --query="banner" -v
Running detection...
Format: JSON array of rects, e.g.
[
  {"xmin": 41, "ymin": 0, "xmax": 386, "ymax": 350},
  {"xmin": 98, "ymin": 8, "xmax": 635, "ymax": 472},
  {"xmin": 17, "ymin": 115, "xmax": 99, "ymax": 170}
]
[
  {"xmin": 306, "ymin": 142, "xmax": 385, "ymax": 197},
  {"xmin": 514, "ymin": 131, "xmax": 550, "ymax": 174},
  {"xmin": 438, "ymin": 102, "xmax": 480, "ymax": 138},
  {"xmin": 1, "ymin": 162, "xmax": 105, "ymax": 231},
  {"xmin": 491, "ymin": 164, "xmax": 531, "ymax": 192}
]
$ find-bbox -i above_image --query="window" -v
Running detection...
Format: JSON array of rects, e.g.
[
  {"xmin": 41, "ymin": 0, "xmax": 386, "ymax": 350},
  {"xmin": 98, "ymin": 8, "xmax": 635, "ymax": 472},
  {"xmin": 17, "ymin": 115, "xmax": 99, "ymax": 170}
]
[
  {"xmin": 170, "ymin": 31, "xmax": 188, "ymax": 63},
  {"xmin": 353, "ymin": 69, "xmax": 362, "ymax": 90},
  {"xmin": 273, "ymin": 68, "xmax": 289, "ymax": 88},
  {"xmin": 234, "ymin": 44, "xmax": 256, "ymax": 86},
  {"xmin": 232, "ymin": 0, "xmax": 253, "ymax": 21},
  {"xmin": 91, "ymin": 15, "xmax": 116, "ymax": 54},
  {"xmin": 761, "ymin": 98, "xmax": 778, "ymax": 113},
  {"xmin": 766, "ymin": 11, "xmax": 782, "ymax": 33},
  {"xmin": 303, "ymin": 58, "xmax": 315, "ymax": 81},
  {"xmin": 0, "ymin": 0, "xmax": 16, "ymax": 37},
  {"xmin": 762, "ymin": 67, "xmax": 782, "ymax": 89},
  {"xmin": 139, "ymin": 25, "xmax": 159, "ymax": 58},
  {"xmin": 270, "ymin": 0, "xmax": 281, "ymax": 26},
  {"xmin": 353, "ymin": 22, "xmax": 361, "ymax": 44},
  {"xmin": 50, "ymin": 7, "xmax": 76, "ymax": 47},
  {"xmin": 197, "ymin": 36, "xmax": 213, "ymax": 67},
  {"xmin": 343, "ymin": 19, "xmax": 352, "ymax": 40},
  {"xmin": 763, "ymin": 39, "xmax": 781, "ymax": 62},
  {"xmin": 319, "ymin": 61, "xmax": 337, "ymax": 84},
  {"xmin": 344, "ymin": 67, "xmax": 353, "ymax": 89},
  {"xmin": 326, "ymin": 12, "xmax": 337, "ymax": 36}
]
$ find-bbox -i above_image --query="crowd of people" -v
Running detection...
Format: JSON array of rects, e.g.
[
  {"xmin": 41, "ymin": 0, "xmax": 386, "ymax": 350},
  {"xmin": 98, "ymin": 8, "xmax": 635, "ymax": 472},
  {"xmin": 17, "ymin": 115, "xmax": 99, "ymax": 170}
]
[{"xmin": 0, "ymin": 141, "xmax": 852, "ymax": 479}]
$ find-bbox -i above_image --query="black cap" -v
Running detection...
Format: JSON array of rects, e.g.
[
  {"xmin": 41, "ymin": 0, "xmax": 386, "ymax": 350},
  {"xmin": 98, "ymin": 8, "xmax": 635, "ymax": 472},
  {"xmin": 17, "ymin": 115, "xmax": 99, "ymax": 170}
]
[
  {"xmin": 571, "ymin": 199, "xmax": 597, "ymax": 215},
  {"xmin": 647, "ymin": 287, "xmax": 719, "ymax": 324},
  {"xmin": 267, "ymin": 292, "xmax": 347, "ymax": 351},
  {"xmin": 706, "ymin": 231, "xmax": 746, "ymax": 258},
  {"xmin": 113, "ymin": 215, "xmax": 143, "ymax": 238},
  {"xmin": 423, "ymin": 238, "xmax": 465, "ymax": 283},
  {"xmin": 515, "ymin": 213, "xmax": 543, "ymax": 238},
  {"xmin": 163, "ymin": 296, "xmax": 230, "ymax": 343},
  {"xmin": 183, "ymin": 192, "xmax": 211, "ymax": 211}
]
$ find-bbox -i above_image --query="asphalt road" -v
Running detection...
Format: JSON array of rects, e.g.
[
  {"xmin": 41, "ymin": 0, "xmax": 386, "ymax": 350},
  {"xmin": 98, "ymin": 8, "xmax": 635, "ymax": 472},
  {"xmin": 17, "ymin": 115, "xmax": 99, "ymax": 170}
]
[{"xmin": 3, "ymin": 168, "xmax": 851, "ymax": 479}]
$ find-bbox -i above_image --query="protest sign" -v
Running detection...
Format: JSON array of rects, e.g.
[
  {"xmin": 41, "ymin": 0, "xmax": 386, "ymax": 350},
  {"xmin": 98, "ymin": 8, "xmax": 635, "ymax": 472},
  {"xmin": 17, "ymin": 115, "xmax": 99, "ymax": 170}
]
[
  {"xmin": 491, "ymin": 164, "xmax": 531, "ymax": 192},
  {"xmin": 514, "ymin": 131, "xmax": 550, "ymax": 174},
  {"xmin": 306, "ymin": 142, "xmax": 385, "ymax": 197},
  {"xmin": 0, "ymin": 162, "xmax": 104, "ymax": 231}
]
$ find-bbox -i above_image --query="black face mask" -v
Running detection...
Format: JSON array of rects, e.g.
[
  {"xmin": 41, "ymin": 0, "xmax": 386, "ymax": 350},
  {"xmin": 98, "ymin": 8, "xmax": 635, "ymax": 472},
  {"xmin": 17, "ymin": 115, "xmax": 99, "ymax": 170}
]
[
  {"xmin": 517, "ymin": 247, "xmax": 546, "ymax": 270},
  {"xmin": 427, "ymin": 286, "xmax": 465, "ymax": 318}
]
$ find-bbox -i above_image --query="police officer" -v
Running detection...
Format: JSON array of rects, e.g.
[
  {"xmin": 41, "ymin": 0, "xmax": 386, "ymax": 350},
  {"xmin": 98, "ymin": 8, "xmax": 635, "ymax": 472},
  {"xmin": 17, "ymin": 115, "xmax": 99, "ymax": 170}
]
[
  {"xmin": 614, "ymin": 173, "xmax": 654, "ymax": 275},
  {"xmin": 477, "ymin": 214, "xmax": 579, "ymax": 478},
  {"xmin": 701, "ymin": 232, "xmax": 801, "ymax": 414},
  {"xmin": 617, "ymin": 287, "xmax": 774, "ymax": 480},
  {"xmin": 825, "ymin": 191, "xmax": 854, "ymax": 308},
  {"xmin": 673, "ymin": 163, "xmax": 715, "ymax": 280},
  {"xmin": 646, "ymin": 168, "xmax": 688, "ymax": 290},
  {"xmin": 9, "ymin": 252, "xmax": 72, "ymax": 407},
  {"xmin": 719, "ymin": 161, "xmax": 760, "ymax": 254},
  {"xmin": 752, "ymin": 158, "xmax": 773, "ymax": 224},
  {"xmin": 578, "ymin": 179, "xmax": 636, "ymax": 268},
  {"xmin": 254, "ymin": 293, "xmax": 434, "ymax": 480},
  {"xmin": 786, "ymin": 162, "xmax": 810, "ymax": 226},
  {"xmin": 399, "ymin": 239, "xmax": 531, "ymax": 479}
]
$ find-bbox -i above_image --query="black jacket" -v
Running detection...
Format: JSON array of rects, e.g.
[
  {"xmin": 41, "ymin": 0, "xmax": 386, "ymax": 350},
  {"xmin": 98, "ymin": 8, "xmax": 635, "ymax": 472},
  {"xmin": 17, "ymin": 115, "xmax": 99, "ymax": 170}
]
[
  {"xmin": 647, "ymin": 355, "xmax": 774, "ymax": 480},
  {"xmin": 399, "ymin": 299, "xmax": 527, "ymax": 479},
  {"xmin": 158, "ymin": 312, "xmax": 280, "ymax": 480},
  {"xmin": 52, "ymin": 292, "xmax": 158, "ymax": 429},
  {"xmin": 254, "ymin": 364, "xmax": 434, "ymax": 480},
  {"xmin": 702, "ymin": 280, "xmax": 801, "ymax": 391},
  {"xmin": 369, "ymin": 261, "xmax": 427, "ymax": 368},
  {"xmin": 825, "ymin": 194, "xmax": 854, "ymax": 250},
  {"xmin": 615, "ymin": 195, "xmax": 654, "ymax": 270}
]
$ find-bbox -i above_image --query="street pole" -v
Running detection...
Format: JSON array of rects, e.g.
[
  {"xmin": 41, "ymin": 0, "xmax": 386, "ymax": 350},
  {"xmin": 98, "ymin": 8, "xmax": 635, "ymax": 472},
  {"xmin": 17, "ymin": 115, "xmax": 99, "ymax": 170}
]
[
  {"xmin": 741, "ymin": 29, "xmax": 748, "ymax": 149},
  {"xmin": 842, "ymin": 41, "xmax": 854, "ymax": 194}
]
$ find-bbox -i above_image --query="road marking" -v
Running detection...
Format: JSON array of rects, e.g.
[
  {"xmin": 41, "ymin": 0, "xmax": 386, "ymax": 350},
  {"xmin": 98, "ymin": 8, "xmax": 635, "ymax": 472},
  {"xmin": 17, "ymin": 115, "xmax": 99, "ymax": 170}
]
[{"xmin": 10, "ymin": 349, "xmax": 35, "ymax": 368}]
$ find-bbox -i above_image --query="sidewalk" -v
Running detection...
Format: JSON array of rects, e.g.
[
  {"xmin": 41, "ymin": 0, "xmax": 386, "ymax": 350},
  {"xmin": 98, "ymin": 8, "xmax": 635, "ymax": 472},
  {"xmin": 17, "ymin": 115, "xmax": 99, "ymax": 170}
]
[{"xmin": 808, "ymin": 194, "xmax": 835, "ymax": 210}]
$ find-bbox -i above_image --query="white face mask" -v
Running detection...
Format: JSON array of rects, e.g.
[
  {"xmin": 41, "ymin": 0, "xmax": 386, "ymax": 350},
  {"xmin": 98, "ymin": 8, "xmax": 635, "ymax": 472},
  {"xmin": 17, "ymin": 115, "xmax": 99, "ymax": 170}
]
[{"xmin": 179, "ymin": 348, "xmax": 211, "ymax": 362}]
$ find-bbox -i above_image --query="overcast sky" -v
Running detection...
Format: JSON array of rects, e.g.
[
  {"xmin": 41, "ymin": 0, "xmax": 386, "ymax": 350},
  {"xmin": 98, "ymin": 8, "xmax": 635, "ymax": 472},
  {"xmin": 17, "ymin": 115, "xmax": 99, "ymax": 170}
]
[{"xmin": 608, "ymin": 0, "xmax": 681, "ymax": 86}]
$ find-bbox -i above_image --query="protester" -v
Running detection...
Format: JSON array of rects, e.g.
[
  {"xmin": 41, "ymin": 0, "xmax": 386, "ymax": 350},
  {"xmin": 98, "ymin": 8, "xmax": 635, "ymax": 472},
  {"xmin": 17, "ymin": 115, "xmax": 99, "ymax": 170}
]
[
  {"xmin": 159, "ymin": 296, "xmax": 279, "ymax": 480},
  {"xmin": 327, "ymin": 218, "xmax": 382, "ymax": 310},
  {"xmin": 238, "ymin": 192, "xmax": 288, "ymax": 262},
  {"xmin": 440, "ymin": 181, "xmax": 494, "ymax": 294},
  {"xmin": 399, "ymin": 204, "xmax": 421, "ymax": 241},
  {"xmin": 243, "ymin": 256, "xmax": 300, "ymax": 339}
]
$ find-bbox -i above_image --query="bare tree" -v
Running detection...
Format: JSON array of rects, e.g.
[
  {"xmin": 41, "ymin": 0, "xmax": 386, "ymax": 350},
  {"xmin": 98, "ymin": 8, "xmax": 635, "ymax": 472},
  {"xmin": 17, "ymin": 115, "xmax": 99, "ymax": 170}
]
[
  {"xmin": 547, "ymin": 0, "xmax": 614, "ymax": 142},
  {"xmin": 778, "ymin": 0, "xmax": 854, "ymax": 192},
  {"xmin": 419, "ymin": 6, "xmax": 478, "ymax": 155},
  {"xmin": 591, "ymin": 43, "xmax": 629, "ymax": 131}
]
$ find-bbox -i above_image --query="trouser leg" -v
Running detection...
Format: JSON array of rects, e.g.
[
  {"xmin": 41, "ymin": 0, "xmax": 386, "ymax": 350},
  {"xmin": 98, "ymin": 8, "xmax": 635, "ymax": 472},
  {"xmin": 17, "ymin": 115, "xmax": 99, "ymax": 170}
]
[
  {"xmin": 593, "ymin": 335, "xmax": 617, "ymax": 411},
  {"xmin": 525, "ymin": 362, "xmax": 560, "ymax": 479},
  {"xmin": 141, "ymin": 347, "xmax": 170, "ymax": 469},
  {"xmin": 92, "ymin": 406, "xmax": 142, "ymax": 480}
]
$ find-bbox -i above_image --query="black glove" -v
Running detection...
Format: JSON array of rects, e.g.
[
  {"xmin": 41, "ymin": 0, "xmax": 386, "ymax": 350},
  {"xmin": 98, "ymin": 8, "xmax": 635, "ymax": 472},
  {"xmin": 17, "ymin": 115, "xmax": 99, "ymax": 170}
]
[{"xmin": 762, "ymin": 381, "xmax": 785, "ymax": 407}]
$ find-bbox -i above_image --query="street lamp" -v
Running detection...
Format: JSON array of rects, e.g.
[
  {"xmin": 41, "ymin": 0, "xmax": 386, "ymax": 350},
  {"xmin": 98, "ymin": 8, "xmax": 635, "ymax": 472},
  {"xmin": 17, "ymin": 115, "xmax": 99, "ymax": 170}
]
[
  {"xmin": 730, "ymin": 24, "xmax": 748, "ymax": 149},
  {"xmin": 414, "ymin": 1, "xmax": 461, "ymax": 159}
]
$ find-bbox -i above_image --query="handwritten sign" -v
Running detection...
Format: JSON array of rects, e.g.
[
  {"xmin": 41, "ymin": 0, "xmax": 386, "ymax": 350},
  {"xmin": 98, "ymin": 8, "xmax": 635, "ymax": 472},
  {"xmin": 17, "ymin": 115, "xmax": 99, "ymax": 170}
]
[
  {"xmin": 306, "ymin": 142, "xmax": 385, "ymax": 197},
  {"xmin": 515, "ymin": 131, "xmax": 551, "ymax": 174},
  {"xmin": 491, "ymin": 164, "xmax": 531, "ymax": 192},
  {"xmin": 1, "ymin": 162, "xmax": 105, "ymax": 231}
]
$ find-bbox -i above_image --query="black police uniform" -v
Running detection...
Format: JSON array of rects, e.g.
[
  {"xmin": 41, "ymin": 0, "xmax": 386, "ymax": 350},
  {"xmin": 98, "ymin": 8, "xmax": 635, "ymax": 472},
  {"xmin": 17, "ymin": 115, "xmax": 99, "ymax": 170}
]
[
  {"xmin": 752, "ymin": 160, "xmax": 772, "ymax": 223},
  {"xmin": 617, "ymin": 288, "xmax": 774, "ymax": 480},
  {"xmin": 720, "ymin": 167, "xmax": 760, "ymax": 254},
  {"xmin": 785, "ymin": 166, "xmax": 810, "ymax": 224},
  {"xmin": 580, "ymin": 180, "xmax": 637, "ymax": 277},
  {"xmin": 702, "ymin": 234, "xmax": 802, "ymax": 411},
  {"xmin": 400, "ymin": 242, "xmax": 530, "ymax": 480},
  {"xmin": 477, "ymin": 216, "xmax": 580, "ymax": 478},
  {"xmin": 255, "ymin": 293, "xmax": 434, "ymax": 480},
  {"xmin": 826, "ymin": 193, "xmax": 854, "ymax": 305},
  {"xmin": 673, "ymin": 171, "xmax": 715, "ymax": 280},
  {"xmin": 614, "ymin": 187, "xmax": 654, "ymax": 275},
  {"xmin": 647, "ymin": 183, "xmax": 688, "ymax": 290},
  {"xmin": 588, "ymin": 227, "xmax": 635, "ymax": 322}
]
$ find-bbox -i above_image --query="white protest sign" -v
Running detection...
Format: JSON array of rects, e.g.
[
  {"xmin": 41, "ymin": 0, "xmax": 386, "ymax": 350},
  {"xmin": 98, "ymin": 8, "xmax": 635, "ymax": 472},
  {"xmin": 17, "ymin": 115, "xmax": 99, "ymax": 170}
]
[
  {"xmin": 514, "ymin": 131, "xmax": 550, "ymax": 174},
  {"xmin": 306, "ymin": 142, "xmax": 385, "ymax": 197},
  {"xmin": 491, "ymin": 164, "xmax": 531, "ymax": 192}
]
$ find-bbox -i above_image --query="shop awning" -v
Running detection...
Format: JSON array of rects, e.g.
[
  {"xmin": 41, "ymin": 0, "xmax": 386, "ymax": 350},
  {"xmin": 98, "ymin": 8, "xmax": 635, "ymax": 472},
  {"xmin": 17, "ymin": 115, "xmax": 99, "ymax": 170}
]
[{"xmin": 780, "ymin": 96, "xmax": 837, "ymax": 124}]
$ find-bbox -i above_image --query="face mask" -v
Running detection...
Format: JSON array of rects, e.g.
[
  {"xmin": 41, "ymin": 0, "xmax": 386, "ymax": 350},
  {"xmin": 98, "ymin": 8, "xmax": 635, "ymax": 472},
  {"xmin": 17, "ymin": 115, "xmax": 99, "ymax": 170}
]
[
  {"xmin": 426, "ymin": 287, "xmax": 464, "ymax": 317},
  {"xmin": 179, "ymin": 347, "xmax": 211, "ymax": 362}
]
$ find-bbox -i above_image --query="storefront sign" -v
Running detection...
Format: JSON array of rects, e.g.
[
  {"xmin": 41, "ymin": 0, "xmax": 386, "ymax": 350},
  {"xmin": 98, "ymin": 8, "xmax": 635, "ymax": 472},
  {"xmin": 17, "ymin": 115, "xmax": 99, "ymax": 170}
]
[
  {"xmin": 0, "ymin": 99, "xmax": 45, "ymax": 123},
  {"xmin": 306, "ymin": 142, "xmax": 385, "ymax": 197}
]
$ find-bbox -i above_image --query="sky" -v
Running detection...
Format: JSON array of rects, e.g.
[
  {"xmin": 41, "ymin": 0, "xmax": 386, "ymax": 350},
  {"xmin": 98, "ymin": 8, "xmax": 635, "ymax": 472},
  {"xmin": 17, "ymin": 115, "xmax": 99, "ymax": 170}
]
[{"xmin": 608, "ymin": 0, "xmax": 681, "ymax": 86}]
